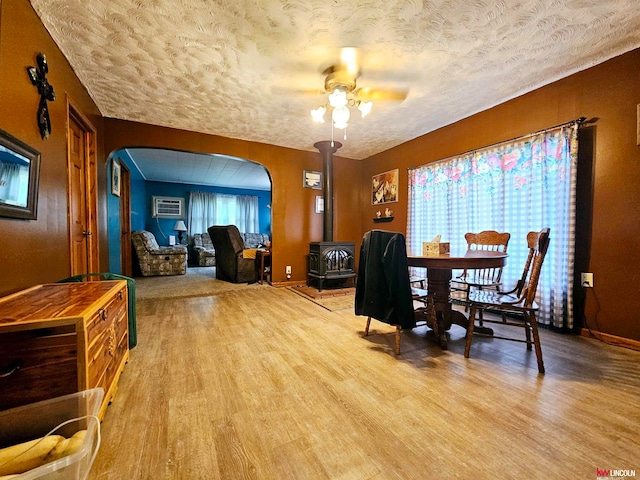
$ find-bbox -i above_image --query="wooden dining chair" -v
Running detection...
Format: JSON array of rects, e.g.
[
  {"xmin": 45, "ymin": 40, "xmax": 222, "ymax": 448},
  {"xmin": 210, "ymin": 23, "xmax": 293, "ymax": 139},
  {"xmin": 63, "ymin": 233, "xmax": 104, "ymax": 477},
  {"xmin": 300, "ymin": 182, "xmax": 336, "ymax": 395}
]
[
  {"xmin": 363, "ymin": 299, "xmax": 437, "ymax": 355},
  {"xmin": 355, "ymin": 230, "xmax": 436, "ymax": 355},
  {"xmin": 409, "ymin": 271, "xmax": 427, "ymax": 289},
  {"xmin": 463, "ymin": 228, "xmax": 550, "ymax": 374},
  {"xmin": 450, "ymin": 230, "xmax": 511, "ymax": 309}
]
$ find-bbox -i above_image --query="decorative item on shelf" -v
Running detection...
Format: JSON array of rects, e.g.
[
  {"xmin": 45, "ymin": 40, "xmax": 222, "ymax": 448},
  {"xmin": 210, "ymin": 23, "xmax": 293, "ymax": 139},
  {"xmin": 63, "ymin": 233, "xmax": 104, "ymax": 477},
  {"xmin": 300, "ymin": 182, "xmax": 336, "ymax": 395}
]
[
  {"xmin": 373, "ymin": 210, "xmax": 394, "ymax": 223},
  {"xmin": 173, "ymin": 220, "xmax": 187, "ymax": 244},
  {"xmin": 26, "ymin": 52, "xmax": 56, "ymax": 139}
]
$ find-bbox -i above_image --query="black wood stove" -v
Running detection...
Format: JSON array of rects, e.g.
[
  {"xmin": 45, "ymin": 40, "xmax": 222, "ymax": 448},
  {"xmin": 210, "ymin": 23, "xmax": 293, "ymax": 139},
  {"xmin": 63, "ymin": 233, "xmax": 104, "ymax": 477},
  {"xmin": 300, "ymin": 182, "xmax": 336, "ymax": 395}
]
[
  {"xmin": 308, "ymin": 241, "xmax": 356, "ymax": 291},
  {"xmin": 307, "ymin": 141, "xmax": 357, "ymax": 291}
]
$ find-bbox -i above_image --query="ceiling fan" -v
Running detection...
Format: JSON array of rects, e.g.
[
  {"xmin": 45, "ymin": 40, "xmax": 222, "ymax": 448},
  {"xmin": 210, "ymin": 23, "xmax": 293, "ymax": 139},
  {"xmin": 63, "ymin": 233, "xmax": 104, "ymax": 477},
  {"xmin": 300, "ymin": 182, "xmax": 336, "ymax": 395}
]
[{"xmin": 308, "ymin": 48, "xmax": 408, "ymax": 138}]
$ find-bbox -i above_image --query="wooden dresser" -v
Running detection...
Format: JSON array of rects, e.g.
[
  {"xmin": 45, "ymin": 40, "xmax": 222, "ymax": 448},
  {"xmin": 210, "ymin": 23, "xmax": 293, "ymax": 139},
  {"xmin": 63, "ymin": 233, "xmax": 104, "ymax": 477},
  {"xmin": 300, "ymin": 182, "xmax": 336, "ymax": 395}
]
[{"xmin": 0, "ymin": 281, "xmax": 129, "ymax": 419}]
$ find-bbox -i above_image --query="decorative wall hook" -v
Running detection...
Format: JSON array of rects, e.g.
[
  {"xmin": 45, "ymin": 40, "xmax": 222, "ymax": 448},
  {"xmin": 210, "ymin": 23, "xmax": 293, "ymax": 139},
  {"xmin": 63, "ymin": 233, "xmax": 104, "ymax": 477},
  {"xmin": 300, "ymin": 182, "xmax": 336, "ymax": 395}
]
[{"xmin": 27, "ymin": 53, "xmax": 56, "ymax": 139}]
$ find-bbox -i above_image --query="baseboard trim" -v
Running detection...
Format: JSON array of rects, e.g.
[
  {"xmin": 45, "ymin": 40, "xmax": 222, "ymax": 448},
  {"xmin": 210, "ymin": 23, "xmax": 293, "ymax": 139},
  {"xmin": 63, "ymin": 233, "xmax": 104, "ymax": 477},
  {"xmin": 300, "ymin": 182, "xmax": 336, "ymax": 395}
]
[
  {"xmin": 581, "ymin": 328, "xmax": 640, "ymax": 351},
  {"xmin": 271, "ymin": 280, "xmax": 301, "ymax": 287}
]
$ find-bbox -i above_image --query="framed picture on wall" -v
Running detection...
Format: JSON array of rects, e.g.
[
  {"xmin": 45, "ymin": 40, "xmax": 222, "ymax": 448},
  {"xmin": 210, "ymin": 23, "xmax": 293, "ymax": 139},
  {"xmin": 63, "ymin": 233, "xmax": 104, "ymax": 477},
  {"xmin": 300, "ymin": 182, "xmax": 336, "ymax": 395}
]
[
  {"xmin": 372, "ymin": 168, "xmax": 398, "ymax": 205},
  {"xmin": 0, "ymin": 128, "xmax": 41, "ymax": 220},
  {"xmin": 112, "ymin": 158, "xmax": 121, "ymax": 197},
  {"xmin": 303, "ymin": 170, "xmax": 322, "ymax": 189}
]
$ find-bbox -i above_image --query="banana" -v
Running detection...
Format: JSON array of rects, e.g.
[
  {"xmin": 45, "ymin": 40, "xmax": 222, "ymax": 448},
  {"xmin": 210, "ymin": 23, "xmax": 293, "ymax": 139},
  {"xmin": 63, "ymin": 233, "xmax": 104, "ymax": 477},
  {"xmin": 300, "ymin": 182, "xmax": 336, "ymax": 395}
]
[
  {"xmin": 64, "ymin": 430, "xmax": 87, "ymax": 456},
  {"xmin": 46, "ymin": 438, "xmax": 70, "ymax": 462},
  {"xmin": 0, "ymin": 435, "xmax": 65, "ymax": 475},
  {"xmin": 47, "ymin": 430, "xmax": 87, "ymax": 461}
]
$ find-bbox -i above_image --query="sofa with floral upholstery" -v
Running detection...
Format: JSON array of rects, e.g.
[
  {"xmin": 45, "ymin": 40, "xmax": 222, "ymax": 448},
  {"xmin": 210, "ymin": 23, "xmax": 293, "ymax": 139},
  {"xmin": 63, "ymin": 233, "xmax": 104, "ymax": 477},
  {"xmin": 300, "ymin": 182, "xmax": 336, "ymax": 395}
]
[
  {"xmin": 192, "ymin": 233, "xmax": 216, "ymax": 267},
  {"xmin": 191, "ymin": 231, "xmax": 268, "ymax": 267},
  {"xmin": 241, "ymin": 232, "xmax": 270, "ymax": 248},
  {"xmin": 132, "ymin": 230, "xmax": 188, "ymax": 276}
]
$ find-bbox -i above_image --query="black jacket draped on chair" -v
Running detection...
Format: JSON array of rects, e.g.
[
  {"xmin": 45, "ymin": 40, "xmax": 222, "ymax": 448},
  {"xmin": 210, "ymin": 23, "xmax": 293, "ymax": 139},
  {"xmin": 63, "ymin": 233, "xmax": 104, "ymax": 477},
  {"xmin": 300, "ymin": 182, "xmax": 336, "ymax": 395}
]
[{"xmin": 355, "ymin": 230, "xmax": 416, "ymax": 330}]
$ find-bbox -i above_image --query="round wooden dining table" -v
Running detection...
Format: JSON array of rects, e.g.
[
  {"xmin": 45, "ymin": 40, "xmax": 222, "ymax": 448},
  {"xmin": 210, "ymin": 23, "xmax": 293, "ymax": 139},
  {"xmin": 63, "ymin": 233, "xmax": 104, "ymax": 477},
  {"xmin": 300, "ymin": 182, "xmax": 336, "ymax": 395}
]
[{"xmin": 407, "ymin": 251, "xmax": 507, "ymax": 349}]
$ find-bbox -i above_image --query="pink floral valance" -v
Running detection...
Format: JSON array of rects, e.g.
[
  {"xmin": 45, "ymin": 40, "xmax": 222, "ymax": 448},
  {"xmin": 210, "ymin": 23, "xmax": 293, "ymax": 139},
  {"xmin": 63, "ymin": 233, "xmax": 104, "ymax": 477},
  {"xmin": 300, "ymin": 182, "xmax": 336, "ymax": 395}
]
[{"xmin": 409, "ymin": 128, "xmax": 577, "ymax": 202}]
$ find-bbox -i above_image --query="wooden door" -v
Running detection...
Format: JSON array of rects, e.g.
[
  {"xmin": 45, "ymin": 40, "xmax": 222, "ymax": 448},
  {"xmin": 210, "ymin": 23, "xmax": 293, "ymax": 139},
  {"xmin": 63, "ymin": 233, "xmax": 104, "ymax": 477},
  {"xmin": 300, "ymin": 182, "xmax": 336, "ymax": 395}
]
[
  {"xmin": 119, "ymin": 164, "xmax": 132, "ymax": 277},
  {"xmin": 68, "ymin": 100, "xmax": 99, "ymax": 276}
]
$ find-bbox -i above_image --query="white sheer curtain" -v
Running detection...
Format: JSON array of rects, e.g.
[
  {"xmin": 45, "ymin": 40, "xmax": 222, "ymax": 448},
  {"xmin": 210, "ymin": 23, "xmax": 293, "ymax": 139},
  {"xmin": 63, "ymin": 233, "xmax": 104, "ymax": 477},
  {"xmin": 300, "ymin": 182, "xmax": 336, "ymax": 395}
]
[
  {"xmin": 188, "ymin": 191, "xmax": 217, "ymax": 235},
  {"xmin": 236, "ymin": 195, "xmax": 259, "ymax": 233},
  {"xmin": 407, "ymin": 123, "xmax": 580, "ymax": 329},
  {"xmin": 188, "ymin": 191, "xmax": 259, "ymax": 235}
]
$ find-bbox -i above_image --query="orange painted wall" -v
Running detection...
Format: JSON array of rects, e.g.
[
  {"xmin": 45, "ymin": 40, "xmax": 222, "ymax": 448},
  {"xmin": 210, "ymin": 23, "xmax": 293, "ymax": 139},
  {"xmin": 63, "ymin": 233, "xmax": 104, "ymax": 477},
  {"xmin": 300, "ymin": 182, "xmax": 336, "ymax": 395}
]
[
  {"xmin": 359, "ymin": 50, "xmax": 640, "ymax": 341},
  {"xmin": 0, "ymin": 1, "xmax": 104, "ymax": 293},
  {"xmin": 102, "ymin": 119, "xmax": 362, "ymax": 285}
]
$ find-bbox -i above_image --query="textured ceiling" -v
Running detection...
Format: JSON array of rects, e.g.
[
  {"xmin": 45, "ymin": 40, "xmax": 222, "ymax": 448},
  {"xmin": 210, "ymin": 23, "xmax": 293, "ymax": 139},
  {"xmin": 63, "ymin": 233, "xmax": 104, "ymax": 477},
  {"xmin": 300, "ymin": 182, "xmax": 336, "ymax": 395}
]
[{"xmin": 31, "ymin": 0, "xmax": 640, "ymax": 163}]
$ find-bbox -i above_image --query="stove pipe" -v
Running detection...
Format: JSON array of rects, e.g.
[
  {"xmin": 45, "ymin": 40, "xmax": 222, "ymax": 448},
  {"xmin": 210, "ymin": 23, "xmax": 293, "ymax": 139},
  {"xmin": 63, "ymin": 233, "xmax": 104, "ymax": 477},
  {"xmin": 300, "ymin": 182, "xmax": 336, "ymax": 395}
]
[{"xmin": 313, "ymin": 140, "xmax": 342, "ymax": 242}]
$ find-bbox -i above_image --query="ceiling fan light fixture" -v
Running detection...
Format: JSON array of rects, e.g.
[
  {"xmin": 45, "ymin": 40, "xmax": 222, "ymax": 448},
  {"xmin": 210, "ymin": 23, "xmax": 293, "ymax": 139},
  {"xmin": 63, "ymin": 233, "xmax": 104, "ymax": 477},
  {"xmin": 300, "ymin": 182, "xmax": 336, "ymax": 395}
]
[
  {"xmin": 357, "ymin": 100, "xmax": 373, "ymax": 118},
  {"xmin": 332, "ymin": 105, "xmax": 350, "ymax": 129},
  {"xmin": 310, "ymin": 106, "xmax": 326, "ymax": 123},
  {"xmin": 310, "ymin": 49, "xmax": 406, "ymax": 142},
  {"xmin": 328, "ymin": 88, "xmax": 348, "ymax": 108}
]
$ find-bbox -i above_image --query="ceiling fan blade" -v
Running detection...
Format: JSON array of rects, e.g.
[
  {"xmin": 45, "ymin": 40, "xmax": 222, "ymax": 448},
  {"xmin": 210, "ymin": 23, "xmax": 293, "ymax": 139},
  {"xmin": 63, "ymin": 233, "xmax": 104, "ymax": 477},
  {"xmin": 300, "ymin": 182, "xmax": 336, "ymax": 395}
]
[
  {"xmin": 356, "ymin": 87, "xmax": 409, "ymax": 102},
  {"xmin": 321, "ymin": 46, "xmax": 362, "ymax": 77},
  {"xmin": 340, "ymin": 47, "xmax": 361, "ymax": 77},
  {"xmin": 293, "ymin": 87, "xmax": 327, "ymax": 96}
]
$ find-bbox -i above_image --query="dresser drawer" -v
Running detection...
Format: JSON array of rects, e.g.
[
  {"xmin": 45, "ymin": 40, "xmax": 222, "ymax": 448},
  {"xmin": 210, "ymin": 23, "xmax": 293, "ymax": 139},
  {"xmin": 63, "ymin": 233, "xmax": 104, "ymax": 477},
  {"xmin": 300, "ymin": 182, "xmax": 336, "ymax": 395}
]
[
  {"xmin": 86, "ymin": 306, "xmax": 128, "ymax": 390},
  {"xmin": 87, "ymin": 335, "xmax": 111, "ymax": 391},
  {"xmin": 0, "ymin": 326, "xmax": 78, "ymax": 411},
  {"xmin": 85, "ymin": 286, "xmax": 127, "ymax": 348},
  {"xmin": 106, "ymin": 313, "xmax": 129, "ymax": 389}
]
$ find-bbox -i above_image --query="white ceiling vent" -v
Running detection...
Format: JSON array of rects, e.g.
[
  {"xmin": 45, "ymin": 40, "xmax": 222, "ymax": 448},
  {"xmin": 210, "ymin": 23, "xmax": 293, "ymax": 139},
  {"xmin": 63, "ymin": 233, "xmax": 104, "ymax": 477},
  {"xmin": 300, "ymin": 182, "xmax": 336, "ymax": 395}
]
[{"xmin": 152, "ymin": 196, "xmax": 184, "ymax": 218}]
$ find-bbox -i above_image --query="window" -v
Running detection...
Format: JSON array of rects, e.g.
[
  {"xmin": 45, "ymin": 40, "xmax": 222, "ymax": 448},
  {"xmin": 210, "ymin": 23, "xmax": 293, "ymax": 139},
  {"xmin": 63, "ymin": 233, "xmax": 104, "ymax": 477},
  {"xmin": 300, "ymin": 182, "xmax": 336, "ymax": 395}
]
[
  {"xmin": 188, "ymin": 191, "xmax": 259, "ymax": 235},
  {"xmin": 407, "ymin": 123, "xmax": 580, "ymax": 328}
]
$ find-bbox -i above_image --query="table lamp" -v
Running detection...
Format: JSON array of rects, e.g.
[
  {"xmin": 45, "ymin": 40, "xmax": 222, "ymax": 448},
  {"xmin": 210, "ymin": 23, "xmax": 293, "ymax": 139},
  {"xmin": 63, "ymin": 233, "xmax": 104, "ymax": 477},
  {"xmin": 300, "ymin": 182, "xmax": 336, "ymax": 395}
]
[{"xmin": 173, "ymin": 220, "xmax": 187, "ymax": 244}]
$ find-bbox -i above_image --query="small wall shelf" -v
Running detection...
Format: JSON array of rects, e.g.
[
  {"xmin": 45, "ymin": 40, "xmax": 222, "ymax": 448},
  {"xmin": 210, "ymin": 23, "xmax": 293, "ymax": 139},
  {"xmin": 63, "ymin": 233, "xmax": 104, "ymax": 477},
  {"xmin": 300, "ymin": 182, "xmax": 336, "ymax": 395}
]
[{"xmin": 373, "ymin": 216, "xmax": 394, "ymax": 223}]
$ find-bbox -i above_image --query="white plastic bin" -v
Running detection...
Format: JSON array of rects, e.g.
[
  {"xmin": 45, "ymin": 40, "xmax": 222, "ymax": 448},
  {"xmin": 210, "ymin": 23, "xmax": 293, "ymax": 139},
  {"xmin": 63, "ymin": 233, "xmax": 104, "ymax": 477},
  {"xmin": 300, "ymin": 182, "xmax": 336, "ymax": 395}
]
[{"xmin": 0, "ymin": 388, "xmax": 103, "ymax": 480}]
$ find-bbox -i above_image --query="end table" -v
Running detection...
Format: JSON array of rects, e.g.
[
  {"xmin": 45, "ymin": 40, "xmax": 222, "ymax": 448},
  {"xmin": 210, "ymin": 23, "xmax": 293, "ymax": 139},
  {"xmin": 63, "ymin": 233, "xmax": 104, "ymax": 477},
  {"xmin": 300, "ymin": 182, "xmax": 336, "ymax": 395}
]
[{"xmin": 256, "ymin": 250, "xmax": 271, "ymax": 284}]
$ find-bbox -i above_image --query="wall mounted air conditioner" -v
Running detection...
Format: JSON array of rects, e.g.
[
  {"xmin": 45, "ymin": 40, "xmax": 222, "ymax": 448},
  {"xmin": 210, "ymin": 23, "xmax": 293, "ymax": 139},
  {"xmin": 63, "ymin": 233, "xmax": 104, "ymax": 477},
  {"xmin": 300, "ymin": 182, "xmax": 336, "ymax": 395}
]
[{"xmin": 152, "ymin": 196, "xmax": 184, "ymax": 218}]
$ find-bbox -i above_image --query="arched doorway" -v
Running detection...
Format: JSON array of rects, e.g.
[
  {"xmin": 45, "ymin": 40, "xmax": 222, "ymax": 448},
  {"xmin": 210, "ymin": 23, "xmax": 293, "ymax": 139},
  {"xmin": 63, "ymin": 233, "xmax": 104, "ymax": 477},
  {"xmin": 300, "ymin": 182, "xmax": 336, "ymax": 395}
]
[{"xmin": 106, "ymin": 147, "xmax": 272, "ymax": 276}]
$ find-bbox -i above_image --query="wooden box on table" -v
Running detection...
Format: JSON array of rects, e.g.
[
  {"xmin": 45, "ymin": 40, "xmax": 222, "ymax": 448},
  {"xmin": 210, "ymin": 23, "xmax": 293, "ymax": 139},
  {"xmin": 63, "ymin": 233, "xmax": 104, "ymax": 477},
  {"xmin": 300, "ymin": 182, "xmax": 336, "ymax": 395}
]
[{"xmin": 0, "ymin": 281, "xmax": 129, "ymax": 419}]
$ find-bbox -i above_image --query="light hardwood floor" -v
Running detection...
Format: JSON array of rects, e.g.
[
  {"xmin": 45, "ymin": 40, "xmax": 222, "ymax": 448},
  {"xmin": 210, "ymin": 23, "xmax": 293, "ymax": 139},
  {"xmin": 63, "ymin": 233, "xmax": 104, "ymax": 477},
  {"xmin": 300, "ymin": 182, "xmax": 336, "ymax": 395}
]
[{"xmin": 89, "ymin": 284, "xmax": 640, "ymax": 479}]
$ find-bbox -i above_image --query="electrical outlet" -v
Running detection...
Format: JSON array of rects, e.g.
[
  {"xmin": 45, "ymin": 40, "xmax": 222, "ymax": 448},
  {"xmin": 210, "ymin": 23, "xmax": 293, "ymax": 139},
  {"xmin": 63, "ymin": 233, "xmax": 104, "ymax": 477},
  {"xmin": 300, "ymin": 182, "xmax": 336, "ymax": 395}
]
[
  {"xmin": 581, "ymin": 272, "xmax": 593, "ymax": 288},
  {"xmin": 286, "ymin": 265, "xmax": 292, "ymax": 275}
]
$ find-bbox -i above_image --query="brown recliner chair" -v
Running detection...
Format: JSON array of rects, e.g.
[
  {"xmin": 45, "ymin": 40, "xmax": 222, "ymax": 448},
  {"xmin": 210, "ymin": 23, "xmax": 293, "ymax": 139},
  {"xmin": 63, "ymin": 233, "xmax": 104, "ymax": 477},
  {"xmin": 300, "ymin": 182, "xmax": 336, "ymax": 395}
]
[{"xmin": 207, "ymin": 225, "xmax": 257, "ymax": 283}]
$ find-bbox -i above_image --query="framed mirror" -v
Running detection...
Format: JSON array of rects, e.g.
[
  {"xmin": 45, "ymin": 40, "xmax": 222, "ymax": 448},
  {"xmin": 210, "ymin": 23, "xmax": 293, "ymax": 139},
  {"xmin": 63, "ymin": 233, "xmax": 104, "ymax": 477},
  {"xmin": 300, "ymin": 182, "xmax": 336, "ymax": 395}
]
[{"xmin": 0, "ymin": 129, "xmax": 41, "ymax": 220}]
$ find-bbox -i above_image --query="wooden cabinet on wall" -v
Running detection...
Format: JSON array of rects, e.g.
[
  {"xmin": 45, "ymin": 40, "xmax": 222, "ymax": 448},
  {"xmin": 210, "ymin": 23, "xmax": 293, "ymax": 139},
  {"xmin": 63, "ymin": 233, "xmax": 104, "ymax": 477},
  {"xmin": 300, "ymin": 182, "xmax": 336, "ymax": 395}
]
[{"xmin": 0, "ymin": 281, "xmax": 129, "ymax": 419}]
